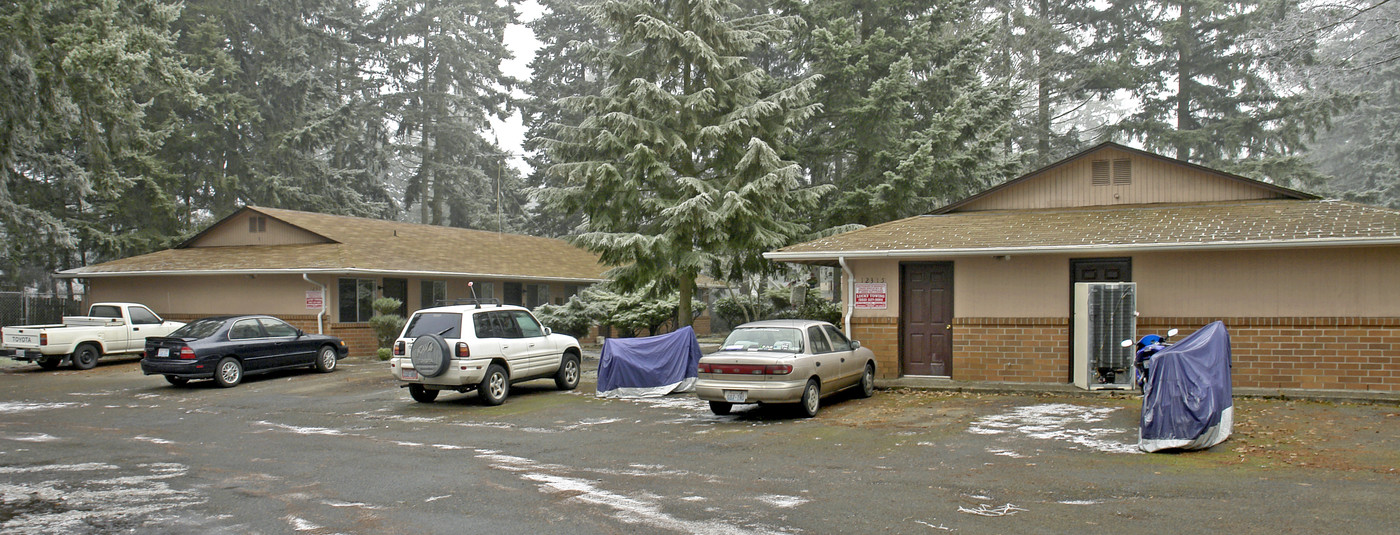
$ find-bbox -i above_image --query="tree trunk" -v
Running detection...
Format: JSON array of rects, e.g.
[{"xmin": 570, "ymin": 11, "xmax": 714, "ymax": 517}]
[{"xmin": 678, "ymin": 272, "xmax": 694, "ymax": 328}]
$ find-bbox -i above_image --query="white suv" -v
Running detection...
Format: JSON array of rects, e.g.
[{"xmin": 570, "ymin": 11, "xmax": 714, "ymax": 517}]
[{"xmin": 389, "ymin": 301, "xmax": 582, "ymax": 405}]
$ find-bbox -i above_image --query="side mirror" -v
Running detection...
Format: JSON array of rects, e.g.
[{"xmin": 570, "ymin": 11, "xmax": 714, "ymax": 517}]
[
  {"xmin": 543, "ymin": 327, "xmax": 552, "ymax": 336},
  {"xmin": 1121, "ymin": 339, "xmax": 1133, "ymax": 348},
  {"xmin": 296, "ymin": 329, "xmax": 305, "ymax": 337},
  {"xmin": 851, "ymin": 340, "xmax": 861, "ymax": 349}
]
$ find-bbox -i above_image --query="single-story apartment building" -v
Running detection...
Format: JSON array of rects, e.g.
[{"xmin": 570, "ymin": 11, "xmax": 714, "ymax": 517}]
[
  {"xmin": 58, "ymin": 206, "xmax": 714, "ymax": 355},
  {"xmin": 767, "ymin": 142, "xmax": 1400, "ymax": 392}
]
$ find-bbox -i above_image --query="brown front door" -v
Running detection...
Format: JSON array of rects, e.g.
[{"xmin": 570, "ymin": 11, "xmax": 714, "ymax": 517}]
[{"xmin": 901, "ymin": 262, "xmax": 953, "ymax": 376}]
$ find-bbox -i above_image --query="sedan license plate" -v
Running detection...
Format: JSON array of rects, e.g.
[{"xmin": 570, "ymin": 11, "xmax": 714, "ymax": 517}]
[
  {"xmin": 401, "ymin": 369, "xmax": 420, "ymax": 381},
  {"xmin": 157, "ymin": 348, "xmax": 170, "ymax": 358},
  {"xmin": 724, "ymin": 390, "xmax": 748, "ymax": 403}
]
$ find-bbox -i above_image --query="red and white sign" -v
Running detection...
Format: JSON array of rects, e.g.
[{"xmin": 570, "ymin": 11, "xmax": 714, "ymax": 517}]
[
  {"xmin": 305, "ymin": 290, "xmax": 324, "ymax": 310},
  {"xmin": 854, "ymin": 283, "xmax": 887, "ymax": 309}
]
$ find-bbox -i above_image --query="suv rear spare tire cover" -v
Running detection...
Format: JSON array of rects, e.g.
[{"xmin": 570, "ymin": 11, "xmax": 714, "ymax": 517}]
[{"xmin": 410, "ymin": 334, "xmax": 452, "ymax": 378}]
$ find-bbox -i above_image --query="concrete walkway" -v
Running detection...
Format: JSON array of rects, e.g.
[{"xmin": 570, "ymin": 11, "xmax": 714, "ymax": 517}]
[{"xmin": 877, "ymin": 376, "xmax": 1400, "ymax": 405}]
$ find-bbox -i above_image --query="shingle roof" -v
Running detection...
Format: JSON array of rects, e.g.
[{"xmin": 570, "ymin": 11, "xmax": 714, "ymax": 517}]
[
  {"xmin": 768, "ymin": 200, "xmax": 1400, "ymax": 261},
  {"xmin": 60, "ymin": 206, "xmax": 612, "ymax": 282}
]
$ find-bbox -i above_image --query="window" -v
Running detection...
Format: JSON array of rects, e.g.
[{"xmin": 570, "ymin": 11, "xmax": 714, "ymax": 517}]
[
  {"xmin": 822, "ymin": 325, "xmax": 852, "ymax": 351},
  {"xmin": 229, "ymin": 319, "xmax": 264, "ymax": 340},
  {"xmin": 338, "ymin": 278, "xmax": 375, "ymax": 322},
  {"xmin": 248, "ymin": 215, "xmax": 267, "ymax": 233},
  {"xmin": 382, "ymin": 278, "xmax": 407, "ymax": 316},
  {"xmin": 504, "ymin": 282, "xmax": 523, "ymax": 306},
  {"xmin": 90, "ymin": 305, "xmax": 121, "ymax": 318},
  {"xmin": 127, "ymin": 306, "xmax": 161, "ymax": 325},
  {"xmin": 526, "ymin": 284, "xmax": 550, "ymax": 309},
  {"xmin": 259, "ymin": 318, "xmax": 298, "ymax": 337},
  {"xmin": 407, "ymin": 313, "xmax": 463, "ymax": 338},
  {"xmin": 807, "ymin": 326, "xmax": 832, "ymax": 353},
  {"xmin": 421, "ymin": 280, "xmax": 446, "ymax": 308},
  {"xmin": 511, "ymin": 311, "xmax": 544, "ymax": 338},
  {"xmin": 475, "ymin": 311, "xmax": 522, "ymax": 338}
]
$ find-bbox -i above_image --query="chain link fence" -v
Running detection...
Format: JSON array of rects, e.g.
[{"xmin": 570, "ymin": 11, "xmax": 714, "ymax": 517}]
[{"xmin": 0, "ymin": 292, "xmax": 86, "ymax": 327}]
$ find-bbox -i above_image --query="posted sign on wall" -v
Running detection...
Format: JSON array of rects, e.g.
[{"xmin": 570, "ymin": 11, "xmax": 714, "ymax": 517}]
[
  {"xmin": 306, "ymin": 290, "xmax": 324, "ymax": 310},
  {"xmin": 854, "ymin": 283, "xmax": 887, "ymax": 309}
]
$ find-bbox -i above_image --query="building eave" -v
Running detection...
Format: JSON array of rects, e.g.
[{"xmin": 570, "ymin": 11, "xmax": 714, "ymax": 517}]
[{"xmin": 764, "ymin": 236, "xmax": 1400, "ymax": 263}]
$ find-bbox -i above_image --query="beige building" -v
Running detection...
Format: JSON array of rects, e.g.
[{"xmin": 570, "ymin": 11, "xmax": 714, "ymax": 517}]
[
  {"xmin": 58, "ymin": 206, "xmax": 712, "ymax": 355},
  {"xmin": 768, "ymin": 142, "xmax": 1400, "ymax": 392}
]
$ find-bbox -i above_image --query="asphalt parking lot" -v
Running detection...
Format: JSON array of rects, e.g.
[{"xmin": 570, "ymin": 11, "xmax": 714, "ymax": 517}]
[{"xmin": 1, "ymin": 353, "xmax": 1396, "ymax": 534}]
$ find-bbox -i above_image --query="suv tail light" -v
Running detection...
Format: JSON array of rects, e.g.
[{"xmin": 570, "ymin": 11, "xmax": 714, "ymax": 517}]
[
  {"xmin": 456, "ymin": 342, "xmax": 470, "ymax": 358},
  {"xmin": 393, "ymin": 341, "xmax": 405, "ymax": 356}
]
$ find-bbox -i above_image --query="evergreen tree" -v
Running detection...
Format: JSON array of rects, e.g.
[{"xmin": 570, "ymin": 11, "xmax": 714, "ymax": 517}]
[
  {"xmin": 537, "ymin": 0, "xmax": 830, "ymax": 328},
  {"xmin": 374, "ymin": 0, "xmax": 520, "ymax": 228},
  {"xmin": 789, "ymin": 0, "xmax": 1019, "ymax": 227},
  {"xmin": 0, "ymin": 0, "xmax": 202, "ymax": 291},
  {"xmin": 1106, "ymin": 0, "xmax": 1345, "ymax": 187}
]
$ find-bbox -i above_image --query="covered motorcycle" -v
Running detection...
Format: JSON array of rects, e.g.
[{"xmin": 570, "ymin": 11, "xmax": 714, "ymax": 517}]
[
  {"xmin": 1139, "ymin": 321, "xmax": 1233, "ymax": 452},
  {"xmin": 596, "ymin": 326, "xmax": 703, "ymax": 398}
]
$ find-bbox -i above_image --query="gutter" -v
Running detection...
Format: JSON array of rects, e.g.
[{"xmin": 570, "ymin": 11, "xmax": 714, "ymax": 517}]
[
  {"xmin": 302, "ymin": 273, "xmax": 325, "ymax": 334},
  {"xmin": 764, "ymin": 236, "xmax": 1400, "ymax": 262},
  {"xmin": 55, "ymin": 267, "xmax": 610, "ymax": 284},
  {"xmin": 838, "ymin": 256, "xmax": 854, "ymax": 336}
]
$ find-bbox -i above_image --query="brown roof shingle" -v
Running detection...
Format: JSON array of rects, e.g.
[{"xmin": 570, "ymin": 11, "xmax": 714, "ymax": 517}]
[
  {"xmin": 770, "ymin": 200, "xmax": 1400, "ymax": 261},
  {"xmin": 62, "ymin": 206, "xmax": 611, "ymax": 282}
]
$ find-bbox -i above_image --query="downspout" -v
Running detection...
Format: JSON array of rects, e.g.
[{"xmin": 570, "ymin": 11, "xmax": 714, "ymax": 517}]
[
  {"xmin": 838, "ymin": 256, "xmax": 854, "ymax": 335},
  {"xmin": 303, "ymin": 273, "xmax": 325, "ymax": 334}
]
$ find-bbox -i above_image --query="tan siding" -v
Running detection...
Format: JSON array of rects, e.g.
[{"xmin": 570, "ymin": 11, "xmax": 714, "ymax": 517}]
[
  {"xmin": 957, "ymin": 147, "xmax": 1287, "ymax": 211},
  {"xmin": 87, "ymin": 274, "xmax": 322, "ymax": 317},
  {"xmin": 191, "ymin": 214, "xmax": 331, "ymax": 247}
]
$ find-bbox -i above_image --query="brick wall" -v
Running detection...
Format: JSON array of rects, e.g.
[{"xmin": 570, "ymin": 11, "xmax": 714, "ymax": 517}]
[
  {"xmin": 1140, "ymin": 317, "xmax": 1400, "ymax": 392},
  {"xmin": 953, "ymin": 318, "xmax": 1070, "ymax": 383},
  {"xmin": 849, "ymin": 317, "xmax": 899, "ymax": 378}
]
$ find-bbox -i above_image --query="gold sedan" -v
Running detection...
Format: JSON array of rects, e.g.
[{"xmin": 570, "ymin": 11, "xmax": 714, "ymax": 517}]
[{"xmin": 696, "ymin": 320, "xmax": 877, "ymax": 417}]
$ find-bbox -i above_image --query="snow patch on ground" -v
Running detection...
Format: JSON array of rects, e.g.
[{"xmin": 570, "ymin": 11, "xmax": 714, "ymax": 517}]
[
  {"xmin": 757, "ymin": 495, "xmax": 808, "ymax": 508},
  {"xmin": 3, "ymin": 433, "xmax": 60, "ymax": 443},
  {"xmin": 0, "ymin": 462, "xmax": 205, "ymax": 533},
  {"xmin": 968, "ymin": 403, "xmax": 1140, "ymax": 454},
  {"xmin": 1058, "ymin": 499, "xmax": 1102, "ymax": 505},
  {"xmin": 255, "ymin": 421, "xmax": 352, "ymax": 437},
  {"xmin": 286, "ymin": 516, "xmax": 321, "ymax": 531},
  {"xmin": 133, "ymin": 436, "xmax": 174, "ymax": 445},
  {"xmin": 0, "ymin": 401, "xmax": 78, "ymax": 413}
]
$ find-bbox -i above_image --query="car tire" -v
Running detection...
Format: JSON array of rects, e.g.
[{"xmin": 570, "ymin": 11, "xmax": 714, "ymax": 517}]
[
  {"xmin": 478, "ymin": 363, "xmax": 509, "ymax": 406},
  {"xmin": 408, "ymin": 384, "xmax": 439, "ymax": 403},
  {"xmin": 709, "ymin": 401, "xmax": 732, "ymax": 415},
  {"xmin": 858, "ymin": 363, "xmax": 876, "ymax": 398},
  {"xmin": 165, "ymin": 375, "xmax": 189, "ymax": 387},
  {"xmin": 72, "ymin": 344, "xmax": 99, "ymax": 370},
  {"xmin": 214, "ymin": 357, "xmax": 243, "ymax": 388},
  {"xmin": 554, "ymin": 353, "xmax": 580, "ymax": 390},
  {"xmin": 37, "ymin": 357, "xmax": 62, "ymax": 370},
  {"xmin": 314, "ymin": 345, "xmax": 338, "ymax": 373},
  {"xmin": 410, "ymin": 334, "xmax": 451, "ymax": 378},
  {"xmin": 797, "ymin": 379, "xmax": 820, "ymax": 418}
]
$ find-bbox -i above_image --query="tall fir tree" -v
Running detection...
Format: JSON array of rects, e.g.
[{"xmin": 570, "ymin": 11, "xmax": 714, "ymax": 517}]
[
  {"xmin": 0, "ymin": 0, "xmax": 202, "ymax": 291},
  {"xmin": 537, "ymin": 0, "xmax": 830, "ymax": 327},
  {"xmin": 788, "ymin": 0, "xmax": 1019, "ymax": 228},
  {"xmin": 1105, "ymin": 0, "xmax": 1345, "ymax": 187},
  {"xmin": 374, "ymin": 0, "xmax": 521, "ymax": 228}
]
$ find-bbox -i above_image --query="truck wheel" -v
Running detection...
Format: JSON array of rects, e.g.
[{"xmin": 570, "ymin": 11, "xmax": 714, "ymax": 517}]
[
  {"xmin": 214, "ymin": 357, "xmax": 243, "ymax": 388},
  {"xmin": 37, "ymin": 357, "xmax": 62, "ymax": 370},
  {"xmin": 72, "ymin": 344, "xmax": 99, "ymax": 370},
  {"xmin": 478, "ymin": 364, "xmax": 509, "ymax": 406},
  {"xmin": 408, "ymin": 384, "xmax": 439, "ymax": 403},
  {"xmin": 554, "ymin": 353, "xmax": 580, "ymax": 390}
]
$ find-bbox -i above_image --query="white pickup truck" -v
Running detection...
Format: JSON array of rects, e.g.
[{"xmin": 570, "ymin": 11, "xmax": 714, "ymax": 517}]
[{"xmin": 1, "ymin": 302, "xmax": 185, "ymax": 370}]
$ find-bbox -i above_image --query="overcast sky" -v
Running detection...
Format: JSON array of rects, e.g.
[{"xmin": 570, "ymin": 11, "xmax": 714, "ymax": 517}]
[{"xmin": 489, "ymin": 0, "xmax": 545, "ymax": 172}]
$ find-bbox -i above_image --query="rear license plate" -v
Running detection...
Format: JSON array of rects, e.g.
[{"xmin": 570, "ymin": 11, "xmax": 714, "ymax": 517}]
[
  {"xmin": 157, "ymin": 348, "xmax": 170, "ymax": 358},
  {"xmin": 13, "ymin": 350, "xmax": 28, "ymax": 359},
  {"xmin": 724, "ymin": 390, "xmax": 747, "ymax": 403},
  {"xmin": 401, "ymin": 369, "xmax": 420, "ymax": 381}
]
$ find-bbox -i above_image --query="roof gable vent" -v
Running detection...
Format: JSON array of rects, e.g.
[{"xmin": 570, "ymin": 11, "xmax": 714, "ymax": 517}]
[
  {"xmin": 1092, "ymin": 160, "xmax": 1110, "ymax": 186},
  {"xmin": 1113, "ymin": 158, "xmax": 1132, "ymax": 185}
]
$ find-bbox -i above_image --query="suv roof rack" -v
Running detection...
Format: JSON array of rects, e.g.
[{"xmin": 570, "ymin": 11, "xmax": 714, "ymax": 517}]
[{"xmin": 434, "ymin": 298, "xmax": 504, "ymax": 309}]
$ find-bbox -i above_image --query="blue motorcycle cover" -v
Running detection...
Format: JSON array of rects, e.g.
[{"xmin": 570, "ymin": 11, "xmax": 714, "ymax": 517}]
[
  {"xmin": 596, "ymin": 326, "xmax": 702, "ymax": 398},
  {"xmin": 1140, "ymin": 321, "xmax": 1233, "ymax": 452}
]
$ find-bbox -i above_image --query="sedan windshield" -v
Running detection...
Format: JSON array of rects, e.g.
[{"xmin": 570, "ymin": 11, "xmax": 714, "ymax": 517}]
[
  {"xmin": 720, "ymin": 327, "xmax": 803, "ymax": 353},
  {"xmin": 169, "ymin": 319, "xmax": 225, "ymax": 339}
]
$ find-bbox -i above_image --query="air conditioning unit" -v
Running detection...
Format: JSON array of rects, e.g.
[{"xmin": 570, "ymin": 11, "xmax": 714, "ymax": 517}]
[{"xmin": 1072, "ymin": 282, "xmax": 1136, "ymax": 390}]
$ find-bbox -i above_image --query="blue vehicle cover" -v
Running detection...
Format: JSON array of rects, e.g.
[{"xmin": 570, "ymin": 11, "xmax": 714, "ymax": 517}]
[
  {"xmin": 1140, "ymin": 321, "xmax": 1234, "ymax": 452},
  {"xmin": 596, "ymin": 326, "xmax": 702, "ymax": 398}
]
